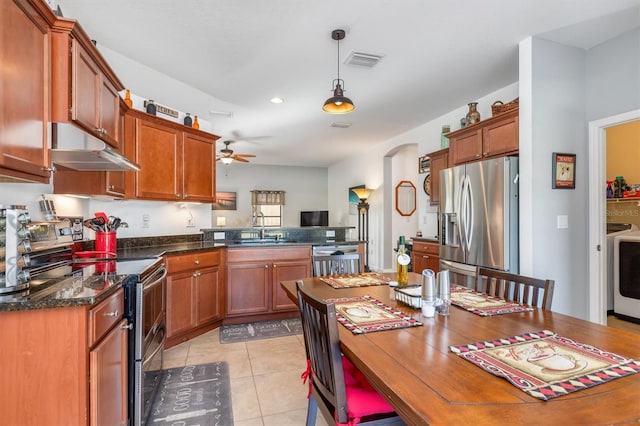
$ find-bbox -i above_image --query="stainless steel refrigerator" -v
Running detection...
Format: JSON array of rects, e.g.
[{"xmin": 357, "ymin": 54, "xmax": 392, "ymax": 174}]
[{"xmin": 439, "ymin": 156, "xmax": 519, "ymax": 273}]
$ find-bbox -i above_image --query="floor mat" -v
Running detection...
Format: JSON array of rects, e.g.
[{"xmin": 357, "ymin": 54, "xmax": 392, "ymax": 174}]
[
  {"xmin": 148, "ymin": 362, "xmax": 233, "ymax": 425},
  {"xmin": 220, "ymin": 318, "xmax": 302, "ymax": 344}
]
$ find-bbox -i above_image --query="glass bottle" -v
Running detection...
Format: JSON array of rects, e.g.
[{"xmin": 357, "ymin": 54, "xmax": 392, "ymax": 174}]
[
  {"xmin": 146, "ymin": 100, "xmax": 156, "ymax": 115},
  {"xmin": 466, "ymin": 102, "xmax": 480, "ymax": 125},
  {"xmin": 396, "ymin": 236, "xmax": 410, "ymax": 287},
  {"xmin": 184, "ymin": 113, "xmax": 193, "ymax": 127},
  {"xmin": 193, "ymin": 115, "xmax": 200, "ymax": 129},
  {"xmin": 606, "ymin": 181, "xmax": 614, "ymax": 199},
  {"xmin": 441, "ymin": 125, "xmax": 450, "ymax": 148},
  {"xmin": 124, "ymin": 89, "xmax": 133, "ymax": 108}
]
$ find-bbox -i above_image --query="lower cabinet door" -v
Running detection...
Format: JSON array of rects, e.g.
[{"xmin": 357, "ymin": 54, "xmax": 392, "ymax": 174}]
[
  {"xmin": 196, "ymin": 266, "xmax": 224, "ymax": 325},
  {"xmin": 90, "ymin": 318, "xmax": 128, "ymax": 426},
  {"xmin": 227, "ymin": 262, "xmax": 270, "ymax": 316},
  {"xmin": 272, "ymin": 261, "xmax": 310, "ymax": 311},
  {"xmin": 167, "ymin": 272, "xmax": 196, "ymax": 337}
]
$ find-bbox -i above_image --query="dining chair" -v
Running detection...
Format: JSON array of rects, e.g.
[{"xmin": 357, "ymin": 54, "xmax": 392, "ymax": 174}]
[
  {"xmin": 475, "ymin": 267, "xmax": 556, "ymax": 309},
  {"xmin": 312, "ymin": 253, "xmax": 363, "ymax": 276},
  {"xmin": 296, "ymin": 282, "xmax": 405, "ymax": 426}
]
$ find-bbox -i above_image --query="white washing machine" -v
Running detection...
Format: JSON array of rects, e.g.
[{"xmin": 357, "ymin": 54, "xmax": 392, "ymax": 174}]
[
  {"xmin": 613, "ymin": 230, "xmax": 640, "ymax": 321},
  {"xmin": 606, "ymin": 224, "xmax": 637, "ymax": 311}
]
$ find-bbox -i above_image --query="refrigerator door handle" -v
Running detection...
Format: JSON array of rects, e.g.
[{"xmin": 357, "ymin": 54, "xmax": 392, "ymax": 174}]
[
  {"xmin": 458, "ymin": 175, "xmax": 467, "ymax": 257},
  {"xmin": 465, "ymin": 174, "xmax": 474, "ymax": 251}
]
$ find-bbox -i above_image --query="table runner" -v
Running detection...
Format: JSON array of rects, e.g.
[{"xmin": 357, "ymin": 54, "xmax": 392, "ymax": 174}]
[
  {"xmin": 329, "ymin": 295, "xmax": 422, "ymax": 334},
  {"xmin": 450, "ymin": 329, "xmax": 640, "ymax": 400},
  {"xmin": 450, "ymin": 286, "xmax": 534, "ymax": 316},
  {"xmin": 319, "ymin": 273, "xmax": 392, "ymax": 289}
]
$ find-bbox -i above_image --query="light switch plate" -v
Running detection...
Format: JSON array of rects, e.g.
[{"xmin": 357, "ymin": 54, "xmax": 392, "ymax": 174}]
[{"xmin": 557, "ymin": 215, "xmax": 568, "ymax": 229}]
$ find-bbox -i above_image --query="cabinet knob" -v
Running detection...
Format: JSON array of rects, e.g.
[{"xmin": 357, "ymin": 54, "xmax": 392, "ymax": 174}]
[
  {"xmin": 105, "ymin": 310, "xmax": 119, "ymax": 317},
  {"xmin": 482, "ymin": 152, "xmax": 488, "ymax": 156},
  {"xmin": 176, "ymin": 194, "xmax": 181, "ymax": 198},
  {"xmin": 422, "ymin": 255, "xmax": 430, "ymax": 259},
  {"xmin": 193, "ymin": 272, "xmax": 200, "ymax": 277},
  {"xmin": 122, "ymin": 323, "xmax": 133, "ymax": 330},
  {"xmin": 184, "ymin": 194, "xmax": 189, "ymax": 198},
  {"xmin": 273, "ymin": 264, "xmax": 277, "ymax": 268},
  {"xmin": 109, "ymin": 184, "xmax": 115, "ymax": 190},
  {"xmin": 194, "ymin": 260, "xmax": 200, "ymax": 264},
  {"xmin": 42, "ymin": 166, "xmax": 56, "ymax": 173},
  {"xmin": 475, "ymin": 154, "xmax": 481, "ymax": 158},
  {"xmin": 264, "ymin": 265, "xmax": 268, "ymax": 269}
]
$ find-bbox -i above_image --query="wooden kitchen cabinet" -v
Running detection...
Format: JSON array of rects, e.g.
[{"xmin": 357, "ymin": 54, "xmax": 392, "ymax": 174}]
[
  {"xmin": 126, "ymin": 109, "xmax": 219, "ymax": 202},
  {"xmin": 226, "ymin": 246, "xmax": 312, "ymax": 323},
  {"xmin": 51, "ymin": 17, "xmax": 124, "ymax": 149},
  {"xmin": 0, "ymin": 0, "xmax": 56, "ymax": 183},
  {"xmin": 448, "ymin": 108, "xmax": 519, "ymax": 165},
  {"xmin": 165, "ymin": 249, "xmax": 225, "ymax": 348},
  {"xmin": 412, "ymin": 240, "xmax": 440, "ymax": 274},
  {"xmin": 0, "ymin": 288, "xmax": 128, "ymax": 425},
  {"xmin": 428, "ymin": 148, "xmax": 449, "ymax": 205}
]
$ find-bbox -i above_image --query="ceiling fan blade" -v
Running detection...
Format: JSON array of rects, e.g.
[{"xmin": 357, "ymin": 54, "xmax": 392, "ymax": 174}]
[
  {"xmin": 235, "ymin": 154, "xmax": 256, "ymax": 158},
  {"xmin": 233, "ymin": 156, "xmax": 250, "ymax": 163}
]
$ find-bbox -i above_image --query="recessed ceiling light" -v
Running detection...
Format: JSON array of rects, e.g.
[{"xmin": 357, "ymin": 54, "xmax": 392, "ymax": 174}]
[
  {"xmin": 330, "ymin": 122, "xmax": 352, "ymax": 128},
  {"xmin": 270, "ymin": 97, "xmax": 284, "ymax": 104},
  {"xmin": 209, "ymin": 110, "xmax": 234, "ymax": 117}
]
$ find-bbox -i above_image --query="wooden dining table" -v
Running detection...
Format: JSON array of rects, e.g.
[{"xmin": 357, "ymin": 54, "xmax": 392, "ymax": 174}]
[{"xmin": 281, "ymin": 272, "xmax": 640, "ymax": 425}]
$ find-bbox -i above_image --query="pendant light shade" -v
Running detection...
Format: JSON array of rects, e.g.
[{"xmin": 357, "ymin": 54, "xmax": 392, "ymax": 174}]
[{"xmin": 323, "ymin": 29, "xmax": 355, "ymax": 114}]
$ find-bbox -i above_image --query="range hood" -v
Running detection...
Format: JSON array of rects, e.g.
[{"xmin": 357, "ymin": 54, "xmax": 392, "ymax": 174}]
[{"xmin": 51, "ymin": 123, "xmax": 140, "ymax": 171}]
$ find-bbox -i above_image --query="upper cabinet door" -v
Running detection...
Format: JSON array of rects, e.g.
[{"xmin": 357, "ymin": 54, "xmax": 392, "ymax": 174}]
[
  {"xmin": 134, "ymin": 118, "xmax": 182, "ymax": 200},
  {"xmin": 51, "ymin": 19, "xmax": 124, "ymax": 150},
  {"xmin": 0, "ymin": 0, "xmax": 55, "ymax": 183},
  {"xmin": 182, "ymin": 132, "xmax": 216, "ymax": 202}
]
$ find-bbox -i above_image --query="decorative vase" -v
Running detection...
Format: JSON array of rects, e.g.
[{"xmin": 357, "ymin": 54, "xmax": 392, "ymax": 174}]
[
  {"xmin": 146, "ymin": 100, "xmax": 156, "ymax": 115},
  {"xmin": 124, "ymin": 89, "xmax": 133, "ymax": 108},
  {"xmin": 184, "ymin": 113, "xmax": 192, "ymax": 127},
  {"xmin": 465, "ymin": 102, "xmax": 480, "ymax": 125},
  {"xmin": 193, "ymin": 115, "xmax": 200, "ymax": 129}
]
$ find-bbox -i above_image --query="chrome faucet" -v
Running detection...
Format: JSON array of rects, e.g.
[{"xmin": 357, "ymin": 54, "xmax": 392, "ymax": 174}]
[{"xmin": 256, "ymin": 211, "xmax": 265, "ymax": 239}]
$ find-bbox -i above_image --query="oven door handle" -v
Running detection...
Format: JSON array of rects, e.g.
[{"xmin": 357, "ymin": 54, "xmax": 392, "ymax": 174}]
[
  {"xmin": 143, "ymin": 266, "xmax": 167, "ymax": 292},
  {"xmin": 142, "ymin": 326, "xmax": 166, "ymax": 369}
]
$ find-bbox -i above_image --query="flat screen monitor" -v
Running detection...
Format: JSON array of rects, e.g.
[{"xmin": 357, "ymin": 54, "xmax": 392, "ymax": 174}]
[{"xmin": 300, "ymin": 210, "xmax": 328, "ymax": 227}]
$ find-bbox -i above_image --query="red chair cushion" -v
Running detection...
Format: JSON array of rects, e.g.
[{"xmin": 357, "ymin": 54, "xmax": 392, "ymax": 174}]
[{"xmin": 339, "ymin": 356, "xmax": 396, "ymax": 425}]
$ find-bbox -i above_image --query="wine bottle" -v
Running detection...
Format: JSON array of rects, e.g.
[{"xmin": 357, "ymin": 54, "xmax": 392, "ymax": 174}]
[{"xmin": 397, "ymin": 236, "xmax": 410, "ymax": 287}]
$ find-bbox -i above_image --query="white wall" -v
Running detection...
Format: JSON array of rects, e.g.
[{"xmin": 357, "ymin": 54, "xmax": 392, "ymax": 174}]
[
  {"xmin": 523, "ymin": 37, "xmax": 589, "ymax": 319},
  {"xmin": 214, "ymin": 164, "xmax": 328, "ymax": 228},
  {"xmin": 586, "ymin": 28, "xmax": 640, "ymax": 121}
]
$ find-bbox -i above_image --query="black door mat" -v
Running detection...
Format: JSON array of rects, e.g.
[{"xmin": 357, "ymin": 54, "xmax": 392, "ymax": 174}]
[
  {"xmin": 220, "ymin": 318, "xmax": 303, "ymax": 344},
  {"xmin": 148, "ymin": 362, "xmax": 233, "ymax": 425}
]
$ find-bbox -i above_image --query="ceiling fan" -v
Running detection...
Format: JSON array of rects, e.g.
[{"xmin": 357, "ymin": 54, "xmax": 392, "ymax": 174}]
[{"xmin": 216, "ymin": 140, "xmax": 256, "ymax": 164}]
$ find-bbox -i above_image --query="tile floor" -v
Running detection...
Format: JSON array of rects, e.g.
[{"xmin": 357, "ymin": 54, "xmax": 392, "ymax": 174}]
[{"xmin": 164, "ymin": 329, "xmax": 329, "ymax": 426}]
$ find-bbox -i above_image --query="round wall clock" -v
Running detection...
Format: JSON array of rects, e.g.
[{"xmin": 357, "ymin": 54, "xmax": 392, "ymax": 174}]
[{"xmin": 423, "ymin": 174, "xmax": 431, "ymax": 196}]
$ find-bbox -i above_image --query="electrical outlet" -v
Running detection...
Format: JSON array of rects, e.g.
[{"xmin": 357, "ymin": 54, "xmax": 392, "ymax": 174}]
[{"xmin": 142, "ymin": 213, "xmax": 150, "ymax": 228}]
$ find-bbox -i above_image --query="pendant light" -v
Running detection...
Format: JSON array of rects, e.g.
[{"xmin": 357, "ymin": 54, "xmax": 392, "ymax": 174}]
[{"xmin": 322, "ymin": 29, "xmax": 355, "ymax": 114}]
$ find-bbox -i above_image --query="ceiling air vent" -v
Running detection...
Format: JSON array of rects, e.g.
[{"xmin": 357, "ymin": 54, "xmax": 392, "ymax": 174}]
[
  {"xmin": 344, "ymin": 51, "xmax": 384, "ymax": 68},
  {"xmin": 330, "ymin": 122, "xmax": 352, "ymax": 128}
]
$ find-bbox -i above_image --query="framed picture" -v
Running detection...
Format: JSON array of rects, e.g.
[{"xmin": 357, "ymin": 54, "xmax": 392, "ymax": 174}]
[
  {"xmin": 212, "ymin": 191, "xmax": 237, "ymax": 210},
  {"xmin": 419, "ymin": 155, "xmax": 430, "ymax": 174},
  {"xmin": 552, "ymin": 153, "xmax": 576, "ymax": 189},
  {"xmin": 349, "ymin": 185, "xmax": 365, "ymax": 215}
]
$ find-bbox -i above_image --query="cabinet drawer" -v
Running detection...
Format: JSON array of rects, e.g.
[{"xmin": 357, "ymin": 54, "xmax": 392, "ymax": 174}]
[
  {"xmin": 166, "ymin": 250, "xmax": 221, "ymax": 273},
  {"xmin": 89, "ymin": 289, "xmax": 124, "ymax": 347},
  {"xmin": 413, "ymin": 241, "xmax": 439, "ymax": 255},
  {"xmin": 227, "ymin": 246, "xmax": 311, "ymax": 263}
]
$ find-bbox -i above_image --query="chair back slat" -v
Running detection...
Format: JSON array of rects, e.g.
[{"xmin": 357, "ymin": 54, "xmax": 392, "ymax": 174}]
[
  {"xmin": 476, "ymin": 267, "xmax": 555, "ymax": 310},
  {"xmin": 313, "ymin": 253, "xmax": 362, "ymax": 276},
  {"xmin": 297, "ymin": 282, "xmax": 349, "ymax": 423}
]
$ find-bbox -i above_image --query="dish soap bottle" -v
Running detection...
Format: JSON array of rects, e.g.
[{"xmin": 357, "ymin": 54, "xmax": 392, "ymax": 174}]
[{"xmin": 397, "ymin": 236, "xmax": 410, "ymax": 288}]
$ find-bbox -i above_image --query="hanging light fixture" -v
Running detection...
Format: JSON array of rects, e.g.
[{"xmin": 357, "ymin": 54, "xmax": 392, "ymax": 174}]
[
  {"xmin": 322, "ymin": 29, "xmax": 355, "ymax": 114},
  {"xmin": 220, "ymin": 157, "xmax": 233, "ymax": 165}
]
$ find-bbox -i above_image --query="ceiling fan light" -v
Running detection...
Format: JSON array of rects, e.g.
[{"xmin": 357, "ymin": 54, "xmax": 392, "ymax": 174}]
[{"xmin": 221, "ymin": 157, "xmax": 233, "ymax": 165}]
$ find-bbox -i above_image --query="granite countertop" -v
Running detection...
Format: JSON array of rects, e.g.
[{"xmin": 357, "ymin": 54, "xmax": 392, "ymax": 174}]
[
  {"xmin": 117, "ymin": 241, "xmax": 226, "ymax": 258},
  {"xmin": 0, "ymin": 273, "xmax": 134, "ymax": 312},
  {"xmin": 411, "ymin": 236, "xmax": 440, "ymax": 243}
]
